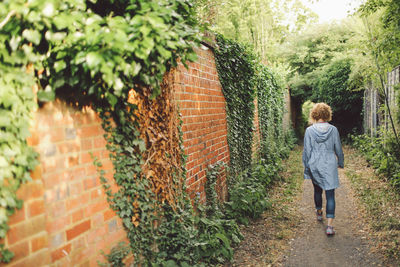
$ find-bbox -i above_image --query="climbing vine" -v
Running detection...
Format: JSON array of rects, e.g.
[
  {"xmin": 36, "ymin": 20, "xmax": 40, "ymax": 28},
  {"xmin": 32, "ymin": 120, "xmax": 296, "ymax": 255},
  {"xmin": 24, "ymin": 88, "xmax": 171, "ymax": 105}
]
[
  {"xmin": 0, "ymin": 60, "xmax": 39, "ymax": 263},
  {"xmin": 257, "ymin": 65, "xmax": 287, "ymax": 163},
  {"xmin": 214, "ymin": 35, "xmax": 295, "ymax": 226},
  {"xmin": 214, "ymin": 34, "xmax": 258, "ymax": 178}
]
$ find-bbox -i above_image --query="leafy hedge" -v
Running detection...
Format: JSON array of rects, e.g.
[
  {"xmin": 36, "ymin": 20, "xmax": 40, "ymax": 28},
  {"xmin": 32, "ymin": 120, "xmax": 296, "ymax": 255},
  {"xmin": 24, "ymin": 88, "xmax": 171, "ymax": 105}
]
[
  {"xmin": 352, "ymin": 131, "xmax": 400, "ymax": 189},
  {"xmin": 313, "ymin": 58, "xmax": 364, "ymax": 136}
]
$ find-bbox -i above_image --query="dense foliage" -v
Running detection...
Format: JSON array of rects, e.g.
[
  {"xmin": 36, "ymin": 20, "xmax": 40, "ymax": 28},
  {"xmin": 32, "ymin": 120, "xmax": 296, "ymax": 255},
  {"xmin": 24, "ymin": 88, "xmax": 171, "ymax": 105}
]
[
  {"xmin": 314, "ymin": 58, "xmax": 364, "ymax": 136},
  {"xmin": 279, "ymin": 22, "xmax": 366, "ymax": 137},
  {"xmin": 214, "ymin": 34, "xmax": 258, "ymax": 177},
  {"xmin": 214, "ymin": 35, "xmax": 295, "ymax": 226},
  {"xmin": 352, "ymin": 130, "xmax": 400, "ymax": 189},
  {"xmin": 348, "ymin": 0, "xmax": 400, "ymax": 194},
  {"xmin": 195, "ymin": 0, "xmax": 317, "ymax": 61},
  {"xmin": 357, "ymin": 0, "xmax": 400, "ymax": 145},
  {"xmin": 257, "ymin": 65, "xmax": 289, "ymax": 160}
]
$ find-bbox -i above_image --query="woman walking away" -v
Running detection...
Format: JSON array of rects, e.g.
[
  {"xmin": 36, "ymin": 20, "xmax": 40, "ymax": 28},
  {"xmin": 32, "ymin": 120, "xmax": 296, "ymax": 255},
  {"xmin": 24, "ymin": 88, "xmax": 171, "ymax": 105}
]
[{"xmin": 302, "ymin": 103, "xmax": 344, "ymax": 236}]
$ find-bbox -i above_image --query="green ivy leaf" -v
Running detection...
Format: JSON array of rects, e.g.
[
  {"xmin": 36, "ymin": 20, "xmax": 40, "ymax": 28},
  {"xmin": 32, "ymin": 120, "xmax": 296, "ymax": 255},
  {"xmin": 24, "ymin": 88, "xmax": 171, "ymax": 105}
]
[
  {"xmin": 106, "ymin": 93, "xmax": 118, "ymax": 108},
  {"xmin": 37, "ymin": 90, "xmax": 55, "ymax": 102},
  {"xmin": 86, "ymin": 52, "xmax": 103, "ymax": 68},
  {"xmin": 22, "ymin": 29, "xmax": 41, "ymax": 45}
]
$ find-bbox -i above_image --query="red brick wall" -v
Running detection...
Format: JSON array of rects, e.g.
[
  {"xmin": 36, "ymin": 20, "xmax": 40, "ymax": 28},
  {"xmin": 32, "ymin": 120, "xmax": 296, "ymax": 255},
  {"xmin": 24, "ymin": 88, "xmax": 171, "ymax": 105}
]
[
  {"xmin": 4, "ymin": 45, "xmax": 231, "ymax": 266},
  {"xmin": 173, "ymin": 45, "xmax": 230, "ymax": 202},
  {"xmin": 4, "ymin": 101, "xmax": 127, "ymax": 267}
]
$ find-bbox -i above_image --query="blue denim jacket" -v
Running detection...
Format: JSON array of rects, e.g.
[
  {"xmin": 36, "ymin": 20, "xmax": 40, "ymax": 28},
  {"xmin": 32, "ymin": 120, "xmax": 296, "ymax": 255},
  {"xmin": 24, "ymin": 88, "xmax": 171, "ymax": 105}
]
[{"xmin": 302, "ymin": 123, "xmax": 344, "ymax": 190}]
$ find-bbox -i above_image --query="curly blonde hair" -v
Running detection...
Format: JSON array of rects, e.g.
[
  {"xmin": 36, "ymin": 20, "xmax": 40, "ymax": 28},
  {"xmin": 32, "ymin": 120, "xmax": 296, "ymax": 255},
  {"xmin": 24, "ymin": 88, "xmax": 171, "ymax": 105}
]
[{"xmin": 310, "ymin": 102, "xmax": 332, "ymax": 123}]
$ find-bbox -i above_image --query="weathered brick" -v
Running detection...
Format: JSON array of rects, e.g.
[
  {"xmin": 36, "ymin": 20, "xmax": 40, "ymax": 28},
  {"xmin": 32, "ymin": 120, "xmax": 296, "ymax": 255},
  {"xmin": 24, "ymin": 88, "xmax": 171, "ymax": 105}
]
[
  {"xmin": 66, "ymin": 220, "xmax": 91, "ymax": 241},
  {"xmin": 92, "ymin": 214, "xmax": 103, "ymax": 228},
  {"xmin": 68, "ymin": 181, "xmax": 84, "ymax": 197},
  {"xmin": 81, "ymin": 139, "xmax": 93, "ymax": 151},
  {"xmin": 11, "ymin": 249, "xmax": 51, "ymax": 267},
  {"xmin": 93, "ymin": 136, "xmax": 107, "ymax": 148},
  {"xmin": 69, "ymin": 193, "xmax": 89, "ymax": 211},
  {"xmin": 50, "ymin": 127, "xmax": 65, "ymax": 143},
  {"xmin": 8, "ymin": 47, "xmax": 232, "ymax": 266},
  {"xmin": 58, "ymin": 142, "xmax": 80, "ymax": 154},
  {"xmin": 8, "ymin": 241, "xmax": 29, "ymax": 262},
  {"xmin": 71, "ymin": 247, "xmax": 91, "ymax": 265},
  {"xmin": 8, "ymin": 206, "xmax": 25, "ymax": 225},
  {"xmin": 65, "ymin": 127, "xmax": 77, "ymax": 139},
  {"xmin": 71, "ymin": 236, "xmax": 86, "ymax": 250},
  {"xmin": 90, "ymin": 188, "xmax": 103, "ymax": 200},
  {"xmin": 86, "ymin": 225, "xmax": 107, "ymax": 244},
  {"xmin": 28, "ymin": 199, "xmax": 45, "ymax": 218},
  {"xmin": 72, "ymin": 209, "xmax": 84, "ymax": 224},
  {"xmin": 50, "ymin": 232, "xmax": 65, "ymax": 248},
  {"xmin": 107, "ymin": 219, "xmax": 117, "ymax": 233},
  {"xmin": 46, "ymin": 215, "xmax": 70, "ymax": 234},
  {"xmin": 103, "ymin": 209, "xmax": 116, "ymax": 221},
  {"xmin": 31, "ymin": 234, "xmax": 48, "ymax": 252},
  {"xmin": 79, "ymin": 125, "xmax": 102, "ymax": 138},
  {"xmin": 85, "ymin": 201, "xmax": 108, "ymax": 217},
  {"xmin": 16, "ymin": 182, "xmax": 44, "ymax": 201},
  {"xmin": 65, "ymin": 167, "xmax": 86, "ymax": 181},
  {"xmin": 43, "ymin": 173, "xmax": 60, "ymax": 189},
  {"xmin": 42, "ymin": 157, "xmax": 64, "ymax": 173},
  {"xmin": 67, "ymin": 155, "xmax": 80, "ymax": 167},
  {"xmin": 83, "ymin": 177, "xmax": 97, "ymax": 190},
  {"xmin": 30, "ymin": 164, "xmax": 42, "ymax": 180},
  {"xmin": 7, "ymin": 216, "xmax": 46, "ymax": 245},
  {"xmin": 51, "ymin": 243, "xmax": 71, "ymax": 262},
  {"xmin": 48, "ymin": 201, "xmax": 66, "ymax": 218}
]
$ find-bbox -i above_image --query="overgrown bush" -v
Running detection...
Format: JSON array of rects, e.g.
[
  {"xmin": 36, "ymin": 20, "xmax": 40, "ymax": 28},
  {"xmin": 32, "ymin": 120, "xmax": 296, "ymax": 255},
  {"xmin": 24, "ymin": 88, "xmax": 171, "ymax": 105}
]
[
  {"xmin": 195, "ymin": 164, "xmax": 242, "ymax": 265},
  {"xmin": 313, "ymin": 58, "xmax": 364, "ymax": 136},
  {"xmin": 225, "ymin": 162, "xmax": 272, "ymax": 225},
  {"xmin": 352, "ymin": 130, "xmax": 400, "ymax": 188}
]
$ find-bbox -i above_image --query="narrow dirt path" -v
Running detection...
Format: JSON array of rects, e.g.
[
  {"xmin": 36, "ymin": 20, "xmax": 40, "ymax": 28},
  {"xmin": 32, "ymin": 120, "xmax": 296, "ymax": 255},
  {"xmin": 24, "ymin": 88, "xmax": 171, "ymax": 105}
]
[
  {"xmin": 231, "ymin": 146, "xmax": 387, "ymax": 266},
  {"xmin": 282, "ymin": 152, "xmax": 383, "ymax": 266}
]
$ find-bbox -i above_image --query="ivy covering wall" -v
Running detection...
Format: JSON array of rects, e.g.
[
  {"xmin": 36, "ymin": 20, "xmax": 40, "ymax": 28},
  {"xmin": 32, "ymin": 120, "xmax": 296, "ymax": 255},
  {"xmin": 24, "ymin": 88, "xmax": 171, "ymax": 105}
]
[
  {"xmin": 214, "ymin": 34, "xmax": 258, "ymax": 177},
  {"xmin": 214, "ymin": 35, "xmax": 295, "ymax": 225},
  {"xmin": 257, "ymin": 65, "xmax": 287, "ymax": 163}
]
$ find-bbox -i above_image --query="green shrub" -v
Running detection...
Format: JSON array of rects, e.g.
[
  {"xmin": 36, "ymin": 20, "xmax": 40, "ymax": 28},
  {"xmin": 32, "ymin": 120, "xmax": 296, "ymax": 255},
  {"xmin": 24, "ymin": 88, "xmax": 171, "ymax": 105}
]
[
  {"xmin": 225, "ymin": 162, "xmax": 274, "ymax": 225},
  {"xmin": 99, "ymin": 242, "xmax": 131, "ymax": 267},
  {"xmin": 351, "ymin": 130, "xmax": 400, "ymax": 188}
]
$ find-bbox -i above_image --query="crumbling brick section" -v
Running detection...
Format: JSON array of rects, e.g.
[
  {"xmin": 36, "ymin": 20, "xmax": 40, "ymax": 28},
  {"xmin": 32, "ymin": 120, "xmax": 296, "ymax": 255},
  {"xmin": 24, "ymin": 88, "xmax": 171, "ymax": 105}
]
[{"xmin": 173, "ymin": 45, "xmax": 230, "ymax": 203}]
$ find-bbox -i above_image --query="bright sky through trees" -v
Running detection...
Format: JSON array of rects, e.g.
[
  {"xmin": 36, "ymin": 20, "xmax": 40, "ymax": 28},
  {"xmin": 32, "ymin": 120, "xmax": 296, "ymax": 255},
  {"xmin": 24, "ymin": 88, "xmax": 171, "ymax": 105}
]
[{"xmin": 301, "ymin": 0, "xmax": 364, "ymax": 23}]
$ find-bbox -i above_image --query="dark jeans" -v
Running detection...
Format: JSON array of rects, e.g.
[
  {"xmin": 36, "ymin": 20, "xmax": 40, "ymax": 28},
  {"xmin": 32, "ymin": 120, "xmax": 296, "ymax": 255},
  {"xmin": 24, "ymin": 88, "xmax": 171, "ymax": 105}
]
[{"xmin": 312, "ymin": 182, "xmax": 335, "ymax": 218}]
